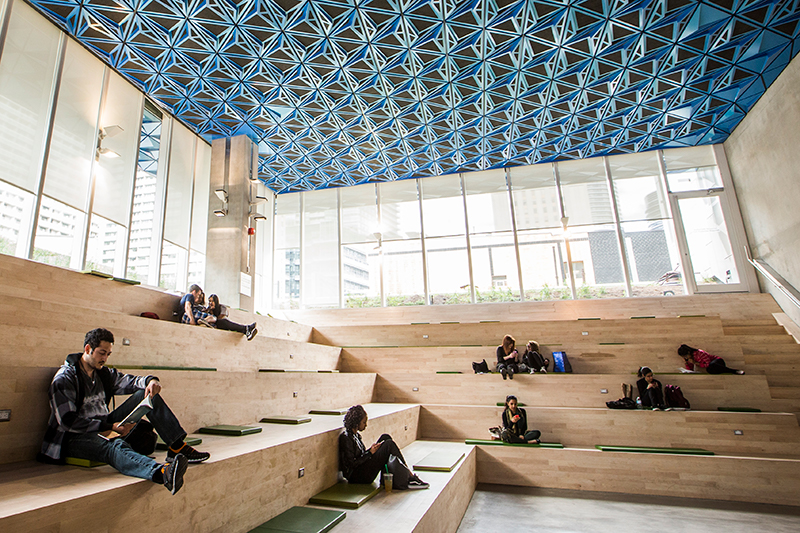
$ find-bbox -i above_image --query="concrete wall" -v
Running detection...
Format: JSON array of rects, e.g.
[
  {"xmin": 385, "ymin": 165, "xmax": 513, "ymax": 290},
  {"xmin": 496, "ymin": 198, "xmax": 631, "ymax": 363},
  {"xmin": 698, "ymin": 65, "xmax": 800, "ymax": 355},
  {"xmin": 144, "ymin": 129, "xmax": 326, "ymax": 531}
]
[{"xmin": 724, "ymin": 51, "xmax": 800, "ymax": 325}]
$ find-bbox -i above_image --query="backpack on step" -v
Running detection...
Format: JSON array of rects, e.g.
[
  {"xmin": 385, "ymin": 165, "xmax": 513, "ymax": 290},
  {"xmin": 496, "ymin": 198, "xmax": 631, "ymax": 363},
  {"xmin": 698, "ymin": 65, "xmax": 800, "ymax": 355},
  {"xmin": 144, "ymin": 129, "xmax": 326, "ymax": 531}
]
[
  {"xmin": 664, "ymin": 384, "xmax": 690, "ymax": 409},
  {"xmin": 472, "ymin": 359, "xmax": 490, "ymax": 374},
  {"xmin": 552, "ymin": 351, "xmax": 573, "ymax": 373}
]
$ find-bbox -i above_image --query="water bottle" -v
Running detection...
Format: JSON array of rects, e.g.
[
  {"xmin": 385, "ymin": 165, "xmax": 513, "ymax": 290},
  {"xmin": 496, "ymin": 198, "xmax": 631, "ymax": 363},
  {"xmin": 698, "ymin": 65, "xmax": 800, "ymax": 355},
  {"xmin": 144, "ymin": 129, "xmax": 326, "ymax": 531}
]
[{"xmin": 636, "ymin": 397, "xmax": 642, "ymax": 409}]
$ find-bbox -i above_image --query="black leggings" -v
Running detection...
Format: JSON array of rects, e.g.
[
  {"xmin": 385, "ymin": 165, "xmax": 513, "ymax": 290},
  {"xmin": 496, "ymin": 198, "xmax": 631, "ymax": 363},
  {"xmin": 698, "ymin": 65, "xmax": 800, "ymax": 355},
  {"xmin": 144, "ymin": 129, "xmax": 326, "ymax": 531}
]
[
  {"xmin": 706, "ymin": 358, "xmax": 739, "ymax": 374},
  {"xmin": 507, "ymin": 430, "xmax": 541, "ymax": 443},
  {"xmin": 640, "ymin": 386, "xmax": 665, "ymax": 408},
  {"xmin": 215, "ymin": 317, "xmax": 248, "ymax": 334},
  {"xmin": 347, "ymin": 434, "xmax": 407, "ymax": 484}
]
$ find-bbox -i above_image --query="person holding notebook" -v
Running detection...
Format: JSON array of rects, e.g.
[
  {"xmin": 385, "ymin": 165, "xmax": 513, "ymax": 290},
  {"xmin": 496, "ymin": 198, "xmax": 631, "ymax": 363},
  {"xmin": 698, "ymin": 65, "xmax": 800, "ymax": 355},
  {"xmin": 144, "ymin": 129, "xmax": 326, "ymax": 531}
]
[{"xmin": 38, "ymin": 328, "xmax": 210, "ymax": 495}]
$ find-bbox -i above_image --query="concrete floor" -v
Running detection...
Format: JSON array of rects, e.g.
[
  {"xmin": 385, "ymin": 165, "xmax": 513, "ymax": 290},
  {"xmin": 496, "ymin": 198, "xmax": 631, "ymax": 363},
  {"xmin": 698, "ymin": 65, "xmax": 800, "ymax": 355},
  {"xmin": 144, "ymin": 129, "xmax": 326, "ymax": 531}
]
[{"xmin": 457, "ymin": 484, "xmax": 800, "ymax": 533}]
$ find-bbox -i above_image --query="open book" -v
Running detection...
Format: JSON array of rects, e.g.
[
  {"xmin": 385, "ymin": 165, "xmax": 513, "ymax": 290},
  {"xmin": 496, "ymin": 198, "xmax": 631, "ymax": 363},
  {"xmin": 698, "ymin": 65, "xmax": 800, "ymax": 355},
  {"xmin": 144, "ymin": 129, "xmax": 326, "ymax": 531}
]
[{"xmin": 98, "ymin": 395, "xmax": 153, "ymax": 440}]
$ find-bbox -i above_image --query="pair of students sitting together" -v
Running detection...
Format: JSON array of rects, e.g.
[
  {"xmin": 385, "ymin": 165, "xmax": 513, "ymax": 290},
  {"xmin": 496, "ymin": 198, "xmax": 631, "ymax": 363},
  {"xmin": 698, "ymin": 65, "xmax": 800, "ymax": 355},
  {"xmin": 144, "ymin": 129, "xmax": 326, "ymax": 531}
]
[{"xmin": 496, "ymin": 335, "xmax": 549, "ymax": 379}]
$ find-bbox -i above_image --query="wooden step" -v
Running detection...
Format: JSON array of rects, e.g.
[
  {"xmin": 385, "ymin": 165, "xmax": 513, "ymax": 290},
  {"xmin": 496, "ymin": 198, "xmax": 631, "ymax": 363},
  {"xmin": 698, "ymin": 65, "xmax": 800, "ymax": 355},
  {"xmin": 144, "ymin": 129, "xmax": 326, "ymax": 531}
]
[
  {"xmin": 474, "ymin": 445, "xmax": 800, "ymax": 506},
  {"xmin": 419, "ymin": 405, "xmax": 800, "ymax": 459},
  {"xmin": 374, "ymin": 373, "xmax": 776, "ymax": 412},
  {"xmin": 313, "ymin": 316, "xmax": 726, "ymax": 347},
  {"xmin": 342, "ymin": 341, "xmax": 744, "ymax": 375},
  {"xmin": 0, "ymin": 404, "xmax": 418, "ymax": 531},
  {"xmin": 723, "ymin": 325, "xmax": 789, "ymax": 336},
  {"xmin": 1, "ymin": 366, "xmax": 376, "ymax": 464}
]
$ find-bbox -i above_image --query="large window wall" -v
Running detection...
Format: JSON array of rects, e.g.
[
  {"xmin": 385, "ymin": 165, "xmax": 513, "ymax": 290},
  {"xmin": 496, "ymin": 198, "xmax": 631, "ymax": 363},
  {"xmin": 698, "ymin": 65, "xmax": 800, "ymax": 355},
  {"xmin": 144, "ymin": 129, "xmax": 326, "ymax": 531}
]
[
  {"xmin": 0, "ymin": 0, "xmax": 211, "ymax": 289},
  {"xmin": 271, "ymin": 145, "xmax": 754, "ymax": 309}
]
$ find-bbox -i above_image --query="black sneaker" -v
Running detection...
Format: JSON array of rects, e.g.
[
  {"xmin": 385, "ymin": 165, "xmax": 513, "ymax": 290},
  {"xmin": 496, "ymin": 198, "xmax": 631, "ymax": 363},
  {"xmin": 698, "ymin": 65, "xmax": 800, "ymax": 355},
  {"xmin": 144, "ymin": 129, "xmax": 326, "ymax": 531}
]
[
  {"xmin": 407, "ymin": 477, "xmax": 430, "ymax": 490},
  {"xmin": 508, "ymin": 368, "xmax": 514, "ymax": 380},
  {"xmin": 500, "ymin": 368, "xmax": 508, "ymax": 380},
  {"xmin": 246, "ymin": 325, "xmax": 258, "ymax": 341},
  {"xmin": 163, "ymin": 454, "xmax": 188, "ymax": 495},
  {"xmin": 167, "ymin": 444, "xmax": 210, "ymax": 464}
]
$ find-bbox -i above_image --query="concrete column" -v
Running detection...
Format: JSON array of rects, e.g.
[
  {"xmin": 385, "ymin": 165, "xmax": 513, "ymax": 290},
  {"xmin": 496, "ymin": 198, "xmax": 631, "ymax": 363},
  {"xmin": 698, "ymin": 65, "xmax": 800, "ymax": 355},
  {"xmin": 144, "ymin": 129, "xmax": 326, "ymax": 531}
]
[{"xmin": 206, "ymin": 135, "xmax": 259, "ymax": 311}]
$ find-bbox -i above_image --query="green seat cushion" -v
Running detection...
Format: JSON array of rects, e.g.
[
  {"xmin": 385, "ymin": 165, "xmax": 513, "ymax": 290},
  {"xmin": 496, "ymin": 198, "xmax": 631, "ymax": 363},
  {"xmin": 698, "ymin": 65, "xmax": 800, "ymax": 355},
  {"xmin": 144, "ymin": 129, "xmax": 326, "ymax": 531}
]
[
  {"xmin": 65, "ymin": 457, "xmax": 106, "ymax": 467},
  {"xmin": 260, "ymin": 415, "xmax": 312, "ymax": 425},
  {"xmin": 595, "ymin": 445, "xmax": 714, "ymax": 455},
  {"xmin": 81, "ymin": 269, "xmax": 112, "ymax": 278},
  {"xmin": 436, "ymin": 371, "xmax": 462, "ymax": 374},
  {"xmin": 198, "ymin": 425, "xmax": 262, "ymax": 436},
  {"xmin": 308, "ymin": 482, "xmax": 380, "ymax": 509},
  {"xmin": 112, "ymin": 277, "xmax": 141, "ymax": 285},
  {"xmin": 108, "ymin": 365, "xmax": 216, "ymax": 372},
  {"xmin": 496, "ymin": 402, "xmax": 526, "ymax": 407},
  {"xmin": 465, "ymin": 439, "xmax": 563, "ymax": 448},
  {"xmin": 717, "ymin": 407, "xmax": 762, "ymax": 412},
  {"xmin": 308, "ymin": 409, "xmax": 348, "ymax": 416},
  {"xmin": 156, "ymin": 436, "xmax": 202, "ymax": 450},
  {"xmin": 412, "ymin": 450, "xmax": 465, "ymax": 472},
  {"xmin": 249, "ymin": 506, "xmax": 345, "ymax": 533}
]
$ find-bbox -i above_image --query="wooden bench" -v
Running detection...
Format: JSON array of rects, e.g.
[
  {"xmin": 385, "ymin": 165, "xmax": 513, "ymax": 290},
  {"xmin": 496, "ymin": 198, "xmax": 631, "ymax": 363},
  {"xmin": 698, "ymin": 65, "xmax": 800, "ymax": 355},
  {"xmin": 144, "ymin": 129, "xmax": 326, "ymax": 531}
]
[
  {"xmin": 0, "ymin": 404, "xmax": 419, "ymax": 531},
  {"xmin": 1, "ymin": 366, "xmax": 377, "ymax": 465},
  {"xmin": 419, "ymin": 405, "xmax": 800, "ymax": 458}
]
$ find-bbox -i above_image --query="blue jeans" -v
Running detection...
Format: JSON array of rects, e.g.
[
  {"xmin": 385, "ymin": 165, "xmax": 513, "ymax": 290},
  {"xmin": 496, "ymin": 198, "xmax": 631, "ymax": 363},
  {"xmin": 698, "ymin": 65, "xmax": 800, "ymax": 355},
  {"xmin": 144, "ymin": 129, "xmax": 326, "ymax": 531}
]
[{"xmin": 64, "ymin": 390, "xmax": 187, "ymax": 481}]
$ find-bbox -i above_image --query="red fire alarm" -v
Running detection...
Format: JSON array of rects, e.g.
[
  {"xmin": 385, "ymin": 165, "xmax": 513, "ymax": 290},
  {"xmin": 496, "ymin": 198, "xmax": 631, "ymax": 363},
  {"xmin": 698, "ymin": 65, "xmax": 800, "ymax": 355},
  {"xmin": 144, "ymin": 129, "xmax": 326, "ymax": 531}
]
[{"xmin": 248, "ymin": 227, "xmax": 255, "ymax": 235}]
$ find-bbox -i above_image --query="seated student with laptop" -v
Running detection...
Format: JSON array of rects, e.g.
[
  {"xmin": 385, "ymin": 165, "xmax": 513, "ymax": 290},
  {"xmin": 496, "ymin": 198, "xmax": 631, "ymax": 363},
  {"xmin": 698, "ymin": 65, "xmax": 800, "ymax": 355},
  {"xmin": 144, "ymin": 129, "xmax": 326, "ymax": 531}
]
[{"xmin": 38, "ymin": 328, "xmax": 210, "ymax": 495}]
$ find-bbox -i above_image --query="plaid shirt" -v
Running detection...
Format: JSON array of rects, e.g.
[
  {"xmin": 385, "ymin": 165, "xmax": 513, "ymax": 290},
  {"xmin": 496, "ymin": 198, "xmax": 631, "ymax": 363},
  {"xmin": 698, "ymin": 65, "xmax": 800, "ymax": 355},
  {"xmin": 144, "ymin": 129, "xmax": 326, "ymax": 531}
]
[{"xmin": 39, "ymin": 353, "xmax": 154, "ymax": 462}]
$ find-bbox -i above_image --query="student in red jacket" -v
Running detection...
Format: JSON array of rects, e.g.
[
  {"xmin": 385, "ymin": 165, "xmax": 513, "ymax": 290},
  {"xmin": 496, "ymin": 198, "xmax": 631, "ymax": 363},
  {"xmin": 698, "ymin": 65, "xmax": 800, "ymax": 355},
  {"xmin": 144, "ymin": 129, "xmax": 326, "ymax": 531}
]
[{"xmin": 679, "ymin": 344, "xmax": 745, "ymax": 374}]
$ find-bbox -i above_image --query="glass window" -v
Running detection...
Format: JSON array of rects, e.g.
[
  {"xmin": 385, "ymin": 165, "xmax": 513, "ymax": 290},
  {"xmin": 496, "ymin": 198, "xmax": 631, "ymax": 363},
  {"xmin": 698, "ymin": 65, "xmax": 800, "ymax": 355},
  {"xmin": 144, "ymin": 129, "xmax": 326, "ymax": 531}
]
[
  {"xmin": 126, "ymin": 103, "xmax": 163, "ymax": 283},
  {"xmin": 664, "ymin": 146, "xmax": 722, "ymax": 192},
  {"xmin": 342, "ymin": 242, "xmax": 380, "ymax": 308},
  {"xmin": 517, "ymin": 229, "xmax": 571, "ymax": 301},
  {"xmin": 420, "ymin": 174, "xmax": 465, "ymax": 238},
  {"xmin": 32, "ymin": 196, "xmax": 85, "ymax": 269},
  {"xmin": 620, "ymin": 220, "xmax": 684, "ymax": 297},
  {"xmin": 159, "ymin": 240, "xmax": 187, "ymax": 291},
  {"xmin": 464, "ymin": 169, "xmax": 511, "ymax": 233},
  {"xmin": 302, "ymin": 189, "xmax": 339, "ymax": 308},
  {"xmin": 383, "ymin": 238, "xmax": 425, "ymax": 306},
  {"xmin": 678, "ymin": 196, "xmax": 740, "ymax": 286},
  {"xmin": 341, "ymin": 184, "xmax": 378, "ymax": 244},
  {"xmin": 426, "ymin": 235, "xmax": 471, "ymax": 304},
  {"xmin": 378, "ymin": 179, "xmax": 421, "ymax": 240},
  {"xmin": 609, "ymin": 152, "xmax": 669, "ymax": 222},
  {"xmin": 0, "ymin": 0, "xmax": 60, "ymax": 195},
  {"xmin": 273, "ymin": 193, "xmax": 300, "ymax": 309},
  {"xmin": 557, "ymin": 158, "xmax": 614, "ymax": 227},
  {"xmin": 470, "ymin": 231, "xmax": 519, "ymax": 302},
  {"xmin": 163, "ymin": 123, "xmax": 196, "ymax": 249},
  {"xmin": 509, "ymin": 163, "xmax": 560, "ymax": 230},
  {"xmin": 42, "ymin": 39, "xmax": 104, "ymax": 212},
  {"xmin": 85, "ymin": 214, "xmax": 126, "ymax": 276},
  {"xmin": 93, "ymin": 70, "xmax": 141, "ymax": 226},
  {"xmin": 566, "ymin": 224, "xmax": 626, "ymax": 299},
  {"xmin": 0, "ymin": 179, "xmax": 36, "ymax": 257},
  {"xmin": 187, "ymin": 249, "xmax": 205, "ymax": 288},
  {"xmin": 190, "ymin": 140, "xmax": 211, "ymax": 255}
]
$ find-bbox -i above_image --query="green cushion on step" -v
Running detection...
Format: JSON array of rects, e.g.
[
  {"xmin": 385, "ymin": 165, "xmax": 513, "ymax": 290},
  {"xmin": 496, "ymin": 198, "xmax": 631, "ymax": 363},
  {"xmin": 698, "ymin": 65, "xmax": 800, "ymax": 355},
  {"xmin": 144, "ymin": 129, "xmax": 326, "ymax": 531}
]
[
  {"xmin": 108, "ymin": 365, "xmax": 216, "ymax": 372},
  {"xmin": 112, "ymin": 277, "xmax": 141, "ymax": 285},
  {"xmin": 413, "ymin": 450, "xmax": 465, "ymax": 472},
  {"xmin": 65, "ymin": 457, "xmax": 106, "ymax": 467},
  {"xmin": 436, "ymin": 371, "xmax": 462, "ymax": 374},
  {"xmin": 717, "ymin": 407, "xmax": 762, "ymax": 412},
  {"xmin": 308, "ymin": 482, "xmax": 380, "ymax": 509},
  {"xmin": 260, "ymin": 415, "xmax": 312, "ymax": 424},
  {"xmin": 465, "ymin": 439, "xmax": 563, "ymax": 448},
  {"xmin": 248, "ymin": 506, "xmax": 346, "ymax": 533},
  {"xmin": 595, "ymin": 445, "xmax": 714, "ymax": 455},
  {"xmin": 308, "ymin": 409, "xmax": 348, "ymax": 416},
  {"xmin": 81, "ymin": 269, "xmax": 112, "ymax": 278},
  {"xmin": 198, "ymin": 425, "xmax": 262, "ymax": 436},
  {"xmin": 156, "ymin": 436, "xmax": 202, "ymax": 450},
  {"xmin": 496, "ymin": 402, "xmax": 526, "ymax": 407}
]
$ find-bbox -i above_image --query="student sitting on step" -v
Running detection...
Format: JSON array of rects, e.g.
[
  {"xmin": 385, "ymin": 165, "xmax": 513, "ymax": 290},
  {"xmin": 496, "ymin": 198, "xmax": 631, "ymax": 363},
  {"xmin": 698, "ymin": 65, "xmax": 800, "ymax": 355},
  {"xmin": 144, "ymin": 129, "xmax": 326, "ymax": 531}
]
[
  {"xmin": 496, "ymin": 335, "xmax": 520, "ymax": 380},
  {"xmin": 679, "ymin": 344, "xmax": 745, "ymax": 375},
  {"xmin": 206, "ymin": 294, "xmax": 257, "ymax": 341},
  {"xmin": 338, "ymin": 405, "xmax": 428, "ymax": 489},
  {"xmin": 501, "ymin": 395, "xmax": 541, "ymax": 443},
  {"xmin": 180, "ymin": 284, "xmax": 216, "ymax": 327},
  {"xmin": 38, "ymin": 328, "xmax": 210, "ymax": 495},
  {"xmin": 522, "ymin": 340, "xmax": 549, "ymax": 374},
  {"xmin": 636, "ymin": 366, "xmax": 669, "ymax": 411}
]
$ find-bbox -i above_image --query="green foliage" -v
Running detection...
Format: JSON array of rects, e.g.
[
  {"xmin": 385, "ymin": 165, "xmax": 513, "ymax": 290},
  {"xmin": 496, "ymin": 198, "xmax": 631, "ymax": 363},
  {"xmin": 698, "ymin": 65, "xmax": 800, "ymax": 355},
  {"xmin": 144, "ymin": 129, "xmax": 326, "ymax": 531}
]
[
  {"xmin": 577, "ymin": 284, "xmax": 592, "ymax": 299},
  {"xmin": 32, "ymin": 247, "xmax": 70, "ymax": 268}
]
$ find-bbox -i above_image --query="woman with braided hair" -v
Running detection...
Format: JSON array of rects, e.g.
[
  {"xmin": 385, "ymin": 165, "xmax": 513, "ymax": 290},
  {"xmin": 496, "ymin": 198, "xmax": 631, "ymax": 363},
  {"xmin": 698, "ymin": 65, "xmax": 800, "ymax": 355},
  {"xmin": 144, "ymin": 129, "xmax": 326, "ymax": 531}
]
[{"xmin": 338, "ymin": 405, "xmax": 428, "ymax": 489}]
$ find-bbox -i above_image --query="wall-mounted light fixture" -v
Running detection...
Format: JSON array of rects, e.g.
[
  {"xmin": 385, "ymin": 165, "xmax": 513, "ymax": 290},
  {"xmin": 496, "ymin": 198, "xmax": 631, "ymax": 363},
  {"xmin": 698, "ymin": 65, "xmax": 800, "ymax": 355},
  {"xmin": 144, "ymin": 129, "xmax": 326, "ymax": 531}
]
[
  {"xmin": 214, "ymin": 189, "xmax": 228, "ymax": 202},
  {"xmin": 96, "ymin": 125, "xmax": 123, "ymax": 160},
  {"xmin": 213, "ymin": 208, "xmax": 228, "ymax": 217},
  {"xmin": 250, "ymin": 213, "xmax": 267, "ymax": 221},
  {"xmin": 250, "ymin": 196, "xmax": 268, "ymax": 206}
]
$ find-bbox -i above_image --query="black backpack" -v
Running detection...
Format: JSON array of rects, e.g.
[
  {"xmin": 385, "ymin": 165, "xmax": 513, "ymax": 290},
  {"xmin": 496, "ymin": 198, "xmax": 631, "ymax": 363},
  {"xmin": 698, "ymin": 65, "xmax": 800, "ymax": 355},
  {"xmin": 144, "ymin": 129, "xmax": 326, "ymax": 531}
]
[
  {"xmin": 472, "ymin": 359, "xmax": 490, "ymax": 374},
  {"xmin": 664, "ymin": 384, "xmax": 690, "ymax": 409},
  {"xmin": 606, "ymin": 397, "xmax": 636, "ymax": 409}
]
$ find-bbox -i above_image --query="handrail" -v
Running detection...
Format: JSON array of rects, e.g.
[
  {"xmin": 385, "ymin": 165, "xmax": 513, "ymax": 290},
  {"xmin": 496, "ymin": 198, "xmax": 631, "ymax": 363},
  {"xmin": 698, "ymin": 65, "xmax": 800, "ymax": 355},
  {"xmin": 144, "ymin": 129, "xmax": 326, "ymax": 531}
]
[{"xmin": 744, "ymin": 246, "xmax": 800, "ymax": 310}]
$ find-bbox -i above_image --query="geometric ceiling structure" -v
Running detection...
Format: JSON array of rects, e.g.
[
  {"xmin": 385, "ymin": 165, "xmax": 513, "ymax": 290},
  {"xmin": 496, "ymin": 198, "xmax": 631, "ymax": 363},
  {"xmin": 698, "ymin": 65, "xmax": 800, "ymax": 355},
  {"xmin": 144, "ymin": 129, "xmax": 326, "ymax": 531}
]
[{"xmin": 29, "ymin": 0, "xmax": 800, "ymax": 194}]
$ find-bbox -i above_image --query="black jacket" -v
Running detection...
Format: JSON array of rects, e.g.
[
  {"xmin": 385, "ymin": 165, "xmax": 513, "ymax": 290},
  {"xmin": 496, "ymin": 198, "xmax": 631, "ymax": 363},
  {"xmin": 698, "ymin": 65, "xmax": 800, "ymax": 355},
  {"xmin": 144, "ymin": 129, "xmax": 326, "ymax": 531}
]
[
  {"xmin": 502, "ymin": 407, "xmax": 528, "ymax": 437},
  {"xmin": 338, "ymin": 429, "xmax": 371, "ymax": 480}
]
